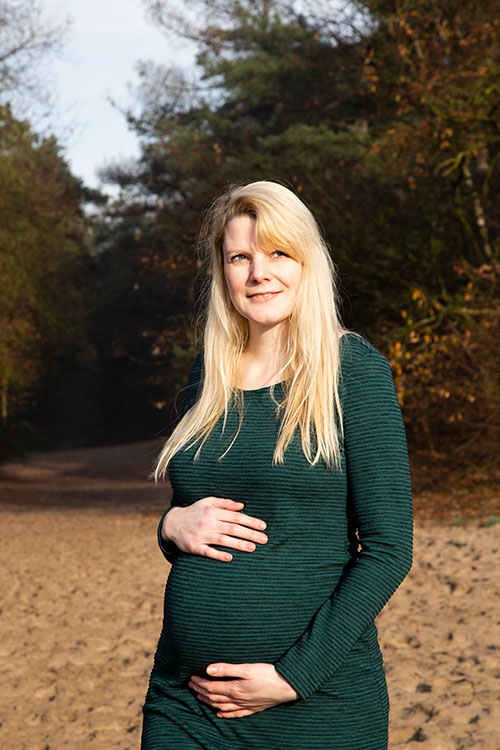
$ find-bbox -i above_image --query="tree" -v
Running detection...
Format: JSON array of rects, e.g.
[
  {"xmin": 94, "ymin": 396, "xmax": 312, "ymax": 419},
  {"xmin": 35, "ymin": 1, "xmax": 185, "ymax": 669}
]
[
  {"xmin": 0, "ymin": 106, "xmax": 90, "ymax": 452},
  {"xmin": 350, "ymin": 0, "xmax": 500, "ymax": 461},
  {"xmin": 0, "ymin": 0, "xmax": 69, "ymax": 119},
  {"xmin": 353, "ymin": 0, "xmax": 500, "ymax": 271},
  {"xmin": 104, "ymin": 1, "xmax": 412, "ymax": 339},
  {"xmin": 97, "ymin": 0, "xmax": 499, "ymax": 466}
]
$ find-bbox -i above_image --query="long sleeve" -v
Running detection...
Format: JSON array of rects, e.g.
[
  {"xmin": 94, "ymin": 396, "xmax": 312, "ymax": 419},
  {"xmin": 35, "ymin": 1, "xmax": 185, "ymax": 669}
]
[
  {"xmin": 157, "ymin": 352, "xmax": 204, "ymax": 563},
  {"xmin": 274, "ymin": 334, "xmax": 413, "ymax": 699}
]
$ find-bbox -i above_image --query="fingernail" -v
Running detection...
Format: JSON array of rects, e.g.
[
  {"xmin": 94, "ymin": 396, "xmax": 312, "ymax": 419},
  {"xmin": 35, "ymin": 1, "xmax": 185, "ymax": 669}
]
[
  {"xmin": 207, "ymin": 665, "xmax": 218, "ymax": 675},
  {"xmin": 259, "ymin": 522, "xmax": 266, "ymax": 529}
]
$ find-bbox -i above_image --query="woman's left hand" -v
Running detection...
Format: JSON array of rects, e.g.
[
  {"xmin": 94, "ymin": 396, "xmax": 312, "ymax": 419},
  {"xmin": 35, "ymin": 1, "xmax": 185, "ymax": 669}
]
[{"xmin": 188, "ymin": 662, "xmax": 299, "ymax": 718}]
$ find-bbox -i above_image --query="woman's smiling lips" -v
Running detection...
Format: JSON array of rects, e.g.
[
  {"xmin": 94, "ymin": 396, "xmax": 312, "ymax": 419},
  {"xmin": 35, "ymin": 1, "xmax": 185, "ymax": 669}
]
[{"xmin": 247, "ymin": 291, "xmax": 281, "ymax": 300}]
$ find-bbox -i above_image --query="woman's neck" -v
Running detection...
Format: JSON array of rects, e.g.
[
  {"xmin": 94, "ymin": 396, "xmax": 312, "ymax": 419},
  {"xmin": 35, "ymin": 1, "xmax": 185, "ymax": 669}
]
[{"xmin": 237, "ymin": 323, "xmax": 290, "ymax": 390}]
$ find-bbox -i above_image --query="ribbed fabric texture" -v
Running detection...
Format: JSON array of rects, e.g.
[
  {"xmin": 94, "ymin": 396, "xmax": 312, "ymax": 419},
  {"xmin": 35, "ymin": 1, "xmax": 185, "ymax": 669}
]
[{"xmin": 142, "ymin": 333, "xmax": 413, "ymax": 750}]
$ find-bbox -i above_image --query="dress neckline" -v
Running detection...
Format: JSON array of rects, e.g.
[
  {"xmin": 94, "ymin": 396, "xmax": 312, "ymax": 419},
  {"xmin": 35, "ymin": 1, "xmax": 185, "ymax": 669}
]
[{"xmin": 236, "ymin": 379, "xmax": 287, "ymax": 394}]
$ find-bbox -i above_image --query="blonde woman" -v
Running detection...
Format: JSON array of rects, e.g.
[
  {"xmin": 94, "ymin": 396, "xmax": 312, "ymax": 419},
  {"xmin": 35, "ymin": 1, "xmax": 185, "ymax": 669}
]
[{"xmin": 141, "ymin": 181, "xmax": 413, "ymax": 750}]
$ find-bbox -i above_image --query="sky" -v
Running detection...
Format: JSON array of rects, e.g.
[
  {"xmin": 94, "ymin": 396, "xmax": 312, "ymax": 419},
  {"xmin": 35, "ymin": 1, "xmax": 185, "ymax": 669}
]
[{"xmin": 40, "ymin": 0, "xmax": 196, "ymax": 193}]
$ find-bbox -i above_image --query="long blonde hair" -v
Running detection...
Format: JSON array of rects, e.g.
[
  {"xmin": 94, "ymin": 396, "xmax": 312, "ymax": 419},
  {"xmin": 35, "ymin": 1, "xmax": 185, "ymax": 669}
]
[{"xmin": 154, "ymin": 180, "xmax": 346, "ymax": 479}]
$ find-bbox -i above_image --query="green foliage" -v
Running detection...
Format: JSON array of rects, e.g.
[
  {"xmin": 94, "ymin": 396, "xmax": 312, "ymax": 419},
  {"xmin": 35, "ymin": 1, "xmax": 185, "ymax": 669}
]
[
  {"xmin": 483, "ymin": 517, "xmax": 499, "ymax": 527},
  {"xmin": 0, "ymin": 106, "xmax": 89, "ymax": 442}
]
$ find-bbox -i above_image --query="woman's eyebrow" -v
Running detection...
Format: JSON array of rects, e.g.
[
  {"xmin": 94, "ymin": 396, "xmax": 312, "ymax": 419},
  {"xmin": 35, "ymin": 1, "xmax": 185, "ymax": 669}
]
[{"xmin": 224, "ymin": 246, "xmax": 253, "ymax": 256}]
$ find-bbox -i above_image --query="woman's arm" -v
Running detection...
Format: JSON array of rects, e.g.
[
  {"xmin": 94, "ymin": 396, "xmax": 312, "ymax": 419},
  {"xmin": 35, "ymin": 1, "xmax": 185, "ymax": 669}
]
[{"xmin": 273, "ymin": 335, "xmax": 413, "ymax": 699}]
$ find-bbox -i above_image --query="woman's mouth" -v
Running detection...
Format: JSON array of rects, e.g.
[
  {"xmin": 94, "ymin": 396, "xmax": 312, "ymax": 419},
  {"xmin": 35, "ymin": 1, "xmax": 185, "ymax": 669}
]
[{"xmin": 247, "ymin": 292, "xmax": 280, "ymax": 300}]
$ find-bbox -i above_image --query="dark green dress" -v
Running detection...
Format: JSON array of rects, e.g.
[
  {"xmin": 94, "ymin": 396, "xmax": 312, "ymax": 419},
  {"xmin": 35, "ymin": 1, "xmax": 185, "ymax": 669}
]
[{"xmin": 142, "ymin": 334, "xmax": 413, "ymax": 749}]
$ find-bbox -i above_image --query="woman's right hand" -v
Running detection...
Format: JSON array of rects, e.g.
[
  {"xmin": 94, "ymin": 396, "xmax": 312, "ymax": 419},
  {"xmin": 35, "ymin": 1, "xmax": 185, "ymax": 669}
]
[{"xmin": 161, "ymin": 497, "xmax": 268, "ymax": 562}]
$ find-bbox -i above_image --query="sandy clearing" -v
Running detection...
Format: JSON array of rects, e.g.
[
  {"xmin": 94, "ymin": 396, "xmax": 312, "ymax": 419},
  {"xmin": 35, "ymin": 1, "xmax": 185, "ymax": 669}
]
[{"xmin": 0, "ymin": 443, "xmax": 499, "ymax": 749}]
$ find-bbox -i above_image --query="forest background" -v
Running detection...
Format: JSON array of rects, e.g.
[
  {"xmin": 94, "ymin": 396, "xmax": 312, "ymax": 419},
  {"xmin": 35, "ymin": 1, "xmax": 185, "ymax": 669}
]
[{"xmin": 1, "ymin": 0, "xmax": 499, "ymax": 514}]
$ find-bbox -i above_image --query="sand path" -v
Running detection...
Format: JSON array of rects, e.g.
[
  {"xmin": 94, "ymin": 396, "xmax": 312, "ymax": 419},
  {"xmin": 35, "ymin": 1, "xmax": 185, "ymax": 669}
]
[{"xmin": 0, "ymin": 442, "xmax": 498, "ymax": 749}]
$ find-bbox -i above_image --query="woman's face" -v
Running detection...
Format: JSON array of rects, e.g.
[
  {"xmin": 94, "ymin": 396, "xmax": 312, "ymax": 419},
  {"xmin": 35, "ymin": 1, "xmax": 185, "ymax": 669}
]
[{"xmin": 222, "ymin": 215, "xmax": 303, "ymax": 333}]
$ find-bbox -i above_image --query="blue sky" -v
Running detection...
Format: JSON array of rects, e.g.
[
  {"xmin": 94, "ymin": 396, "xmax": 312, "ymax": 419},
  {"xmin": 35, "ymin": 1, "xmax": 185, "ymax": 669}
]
[{"xmin": 40, "ymin": 0, "xmax": 195, "ymax": 193}]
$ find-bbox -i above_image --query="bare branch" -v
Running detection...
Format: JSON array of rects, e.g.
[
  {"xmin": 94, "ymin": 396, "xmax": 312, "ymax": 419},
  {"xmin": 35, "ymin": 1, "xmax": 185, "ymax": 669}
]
[{"xmin": 0, "ymin": 0, "xmax": 70, "ymax": 118}]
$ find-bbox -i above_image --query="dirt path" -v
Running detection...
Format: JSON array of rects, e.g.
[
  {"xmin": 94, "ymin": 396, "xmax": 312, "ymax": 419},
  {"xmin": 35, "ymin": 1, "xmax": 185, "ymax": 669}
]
[{"xmin": 0, "ymin": 443, "xmax": 499, "ymax": 749}]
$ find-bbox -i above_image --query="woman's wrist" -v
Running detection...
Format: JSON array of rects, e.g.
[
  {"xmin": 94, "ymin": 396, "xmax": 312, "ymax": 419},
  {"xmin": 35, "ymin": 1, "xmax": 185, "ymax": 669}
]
[
  {"xmin": 157, "ymin": 507, "xmax": 182, "ymax": 562},
  {"xmin": 161, "ymin": 506, "xmax": 182, "ymax": 545},
  {"xmin": 273, "ymin": 667, "xmax": 299, "ymax": 702}
]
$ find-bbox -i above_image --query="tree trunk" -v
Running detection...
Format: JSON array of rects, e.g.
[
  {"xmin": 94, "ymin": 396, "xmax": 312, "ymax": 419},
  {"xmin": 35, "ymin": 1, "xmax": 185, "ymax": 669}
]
[{"xmin": 462, "ymin": 159, "xmax": 500, "ymax": 279}]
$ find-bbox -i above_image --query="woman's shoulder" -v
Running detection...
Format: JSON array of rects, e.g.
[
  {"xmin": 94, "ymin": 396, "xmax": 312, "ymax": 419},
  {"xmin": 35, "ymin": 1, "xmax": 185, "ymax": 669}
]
[
  {"xmin": 340, "ymin": 331, "xmax": 386, "ymax": 361},
  {"xmin": 339, "ymin": 332, "xmax": 393, "ymax": 385}
]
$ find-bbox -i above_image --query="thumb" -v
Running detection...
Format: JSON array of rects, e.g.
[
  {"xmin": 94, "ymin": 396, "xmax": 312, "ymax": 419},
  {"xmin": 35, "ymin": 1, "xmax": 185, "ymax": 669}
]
[{"xmin": 206, "ymin": 662, "xmax": 248, "ymax": 679}]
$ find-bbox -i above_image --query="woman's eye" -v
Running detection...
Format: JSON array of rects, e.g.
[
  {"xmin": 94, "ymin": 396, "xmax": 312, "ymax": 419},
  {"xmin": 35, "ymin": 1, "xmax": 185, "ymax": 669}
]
[
  {"xmin": 231, "ymin": 254, "xmax": 247, "ymax": 261},
  {"xmin": 273, "ymin": 250, "xmax": 288, "ymax": 258}
]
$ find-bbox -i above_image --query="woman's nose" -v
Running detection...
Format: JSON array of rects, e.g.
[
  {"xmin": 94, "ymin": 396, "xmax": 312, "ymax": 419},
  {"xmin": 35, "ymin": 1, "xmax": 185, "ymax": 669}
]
[{"xmin": 249, "ymin": 256, "xmax": 271, "ymax": 282}]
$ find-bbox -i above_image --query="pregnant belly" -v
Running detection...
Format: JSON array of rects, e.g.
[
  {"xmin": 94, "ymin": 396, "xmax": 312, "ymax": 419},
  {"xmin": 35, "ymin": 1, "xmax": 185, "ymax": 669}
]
[{"xmin": 159, "ymin": 547, "xmax": 342, "ymax": 676}]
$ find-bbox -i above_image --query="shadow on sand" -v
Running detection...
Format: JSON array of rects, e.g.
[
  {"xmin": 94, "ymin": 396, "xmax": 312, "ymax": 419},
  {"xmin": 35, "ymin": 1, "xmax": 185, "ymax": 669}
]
[{"xmin": 0, "ymin": 440, "xmax": 171, "ymax": 513}]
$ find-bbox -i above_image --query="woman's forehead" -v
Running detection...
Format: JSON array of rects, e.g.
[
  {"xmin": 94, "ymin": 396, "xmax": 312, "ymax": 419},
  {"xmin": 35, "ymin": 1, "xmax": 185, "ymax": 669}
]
[
  {"xmin": 222, "ymin": 213, "xmax": 305, "ymax": 262},
  {"xmin": 223, "ymin": 215, "xmax": 257, "ymax": 248}
]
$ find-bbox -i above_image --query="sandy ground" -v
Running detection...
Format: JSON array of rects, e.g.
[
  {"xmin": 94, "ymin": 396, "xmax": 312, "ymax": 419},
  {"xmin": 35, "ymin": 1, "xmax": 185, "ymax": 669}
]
[{"xmin": 0, "ymin": 442, "xmax": 499, "ymax": 750}]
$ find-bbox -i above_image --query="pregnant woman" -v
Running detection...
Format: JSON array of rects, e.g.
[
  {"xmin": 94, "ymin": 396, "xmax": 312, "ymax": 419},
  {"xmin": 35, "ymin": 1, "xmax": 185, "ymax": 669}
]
[{"xmin": 141, "ymin": 180, "xmax": 413, "ymax": 749}]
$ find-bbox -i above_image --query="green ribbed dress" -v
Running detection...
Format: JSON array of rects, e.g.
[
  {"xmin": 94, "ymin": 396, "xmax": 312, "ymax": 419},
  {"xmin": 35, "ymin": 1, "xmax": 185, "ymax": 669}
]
[{"xmin": 141, "ymin": 333, "xmax": 413, "ymax": 750}]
